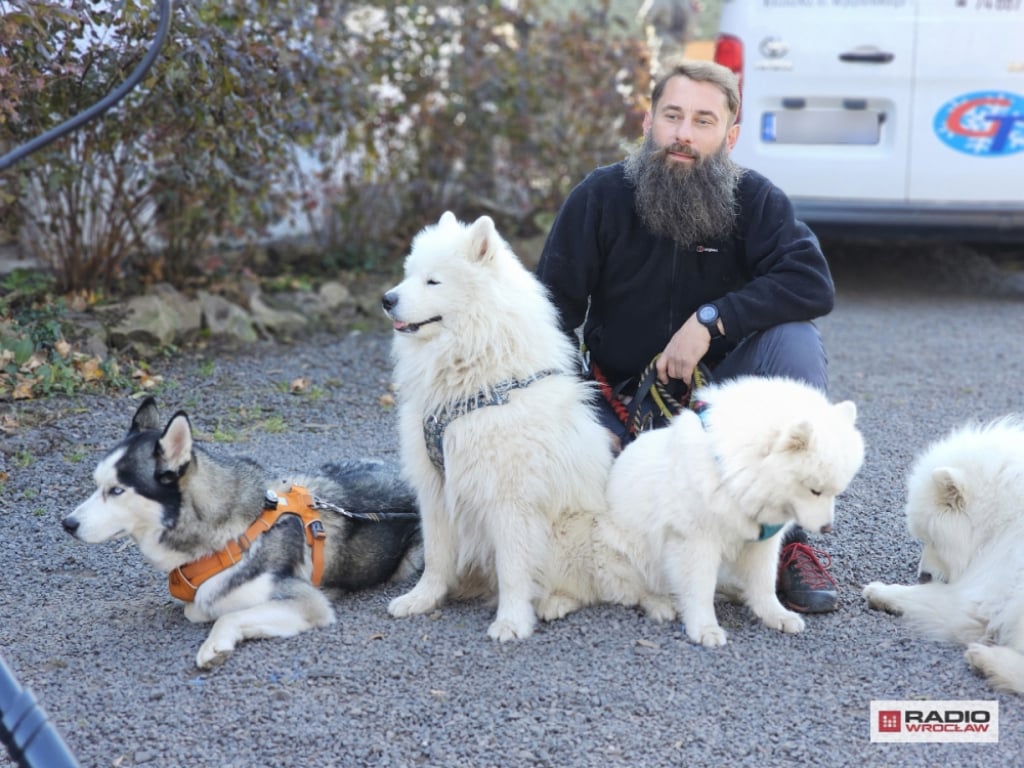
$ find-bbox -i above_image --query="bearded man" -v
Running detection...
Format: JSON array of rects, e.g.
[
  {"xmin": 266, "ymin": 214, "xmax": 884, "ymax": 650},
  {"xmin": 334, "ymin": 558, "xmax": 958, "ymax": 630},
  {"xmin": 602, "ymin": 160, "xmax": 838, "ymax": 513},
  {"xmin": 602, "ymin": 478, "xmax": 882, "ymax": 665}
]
[{"xmin": 536, "ymin": 60, "xmax": 841, "ymax": 614}]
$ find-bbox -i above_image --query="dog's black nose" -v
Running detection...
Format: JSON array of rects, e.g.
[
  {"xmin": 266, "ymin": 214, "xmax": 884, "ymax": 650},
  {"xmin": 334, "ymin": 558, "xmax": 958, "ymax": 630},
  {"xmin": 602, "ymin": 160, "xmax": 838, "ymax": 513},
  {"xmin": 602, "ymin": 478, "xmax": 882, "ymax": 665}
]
[
  {"xmin": 61, "ymin": 517, "xmax": 79, "ymax": 535},
  {"xmin": 918, "ymin": 571, "xmax": 933, "ymax": 584},
  {"xmin": 382, "ymin": 291, "xmax": 397, "ymax": 312}
]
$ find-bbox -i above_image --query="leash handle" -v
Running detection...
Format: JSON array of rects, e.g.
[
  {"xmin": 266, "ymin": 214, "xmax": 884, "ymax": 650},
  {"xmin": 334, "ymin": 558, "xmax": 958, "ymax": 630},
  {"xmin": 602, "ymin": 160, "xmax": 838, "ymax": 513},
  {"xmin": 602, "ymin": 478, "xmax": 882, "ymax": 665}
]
[{"xmin": 625, "ymin": 355, "xmax": 691, "ymax": 435}]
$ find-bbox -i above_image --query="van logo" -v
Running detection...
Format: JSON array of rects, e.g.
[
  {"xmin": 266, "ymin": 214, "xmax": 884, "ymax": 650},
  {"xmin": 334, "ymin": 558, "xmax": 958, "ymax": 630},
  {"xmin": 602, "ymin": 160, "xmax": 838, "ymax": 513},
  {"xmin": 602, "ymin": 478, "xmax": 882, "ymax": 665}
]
[{"xmin": 934, "ymin": 90, "xmax": 1024, "ymax": 157}]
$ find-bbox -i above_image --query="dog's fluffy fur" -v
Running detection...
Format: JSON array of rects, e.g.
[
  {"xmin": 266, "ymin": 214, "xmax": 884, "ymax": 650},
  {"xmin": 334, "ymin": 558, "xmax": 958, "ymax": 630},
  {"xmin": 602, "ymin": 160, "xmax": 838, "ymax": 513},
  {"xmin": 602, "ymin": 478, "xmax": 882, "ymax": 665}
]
[
  {"xmin": 594, "ymin": 376, "xmax": 864, "ymax": 646},
  {"xmin": 63, "ymin": 398, "xmax": 422, "ymax": 668},
  {"xmin": 863, "ymin": 417, "xmax": 1024, "ymax": 694},
  {"xmin": 381, "ymin": 211, "xmax": 614, "ymax": 641}
]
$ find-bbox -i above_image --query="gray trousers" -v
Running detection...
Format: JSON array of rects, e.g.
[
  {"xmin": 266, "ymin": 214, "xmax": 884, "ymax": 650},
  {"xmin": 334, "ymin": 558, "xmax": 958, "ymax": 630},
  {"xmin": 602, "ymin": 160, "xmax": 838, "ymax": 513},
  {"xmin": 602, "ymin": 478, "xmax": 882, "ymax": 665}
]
[{"xmin": 592, "ymin": 321, "xmax": 828, "ymax": 442}]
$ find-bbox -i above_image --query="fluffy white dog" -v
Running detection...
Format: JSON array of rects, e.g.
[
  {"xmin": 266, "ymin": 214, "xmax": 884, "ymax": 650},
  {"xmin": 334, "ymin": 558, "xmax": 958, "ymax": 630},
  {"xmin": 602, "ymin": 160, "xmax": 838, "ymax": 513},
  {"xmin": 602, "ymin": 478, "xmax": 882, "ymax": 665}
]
[
  {"xmin": 863, "ymin": 417, "xmax": 1024, "ymax": 694},
  {"xmin": 594, "ymin": 376, "xmax": 864, "ymax": 647},
  {"xmin": 381, "ymin": 211, "xmax": 614, "ymax": 641}
]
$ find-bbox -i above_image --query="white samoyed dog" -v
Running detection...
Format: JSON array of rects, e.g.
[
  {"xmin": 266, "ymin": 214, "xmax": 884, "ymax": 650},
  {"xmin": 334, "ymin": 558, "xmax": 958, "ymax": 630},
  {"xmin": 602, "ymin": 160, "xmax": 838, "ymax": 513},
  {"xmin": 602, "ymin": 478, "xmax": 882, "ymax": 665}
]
[
  {"xmin": 863, "ymin": 417, "xmax": 1024, "ymax": 694},
  {"xmin": 594, "ymin": 376, "xmax": 864, "ymax": 647},
  {"xmin": 381, "ymin": 211, "xmax": 614, "ymax": 641}
]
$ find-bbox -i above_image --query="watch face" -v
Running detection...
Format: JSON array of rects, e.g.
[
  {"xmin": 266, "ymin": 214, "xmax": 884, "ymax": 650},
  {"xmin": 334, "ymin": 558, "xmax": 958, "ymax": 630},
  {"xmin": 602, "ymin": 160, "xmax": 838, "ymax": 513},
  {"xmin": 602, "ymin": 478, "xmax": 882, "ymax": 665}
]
[{"xmin": 698, "ymin": 305, "xmax": 717, "ymax": 324}]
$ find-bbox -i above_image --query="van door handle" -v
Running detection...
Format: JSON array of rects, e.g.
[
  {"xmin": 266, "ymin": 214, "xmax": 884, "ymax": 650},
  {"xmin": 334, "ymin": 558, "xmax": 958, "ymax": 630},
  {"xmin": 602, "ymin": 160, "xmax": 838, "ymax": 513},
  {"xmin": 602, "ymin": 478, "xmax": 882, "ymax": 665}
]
[{"xmin": 839, "ymin": 48, "xmax": 894, "ymax": 64}]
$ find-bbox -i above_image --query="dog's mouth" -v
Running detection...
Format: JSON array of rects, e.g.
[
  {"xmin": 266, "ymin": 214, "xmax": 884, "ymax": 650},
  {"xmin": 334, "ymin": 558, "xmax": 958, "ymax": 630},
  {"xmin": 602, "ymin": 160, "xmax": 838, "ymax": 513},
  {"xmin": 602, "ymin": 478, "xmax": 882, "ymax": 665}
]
[{"xmin": 392, "ymin": 316, "xmax": 442, "ymax": 333}]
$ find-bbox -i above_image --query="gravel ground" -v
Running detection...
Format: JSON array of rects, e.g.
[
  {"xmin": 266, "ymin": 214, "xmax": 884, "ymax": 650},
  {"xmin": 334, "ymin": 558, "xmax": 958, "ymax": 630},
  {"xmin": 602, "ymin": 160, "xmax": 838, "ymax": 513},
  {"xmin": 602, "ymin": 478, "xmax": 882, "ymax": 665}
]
[{"xmin": 2, "ymin": 240, "xmax": 1023, "ymax": 768}]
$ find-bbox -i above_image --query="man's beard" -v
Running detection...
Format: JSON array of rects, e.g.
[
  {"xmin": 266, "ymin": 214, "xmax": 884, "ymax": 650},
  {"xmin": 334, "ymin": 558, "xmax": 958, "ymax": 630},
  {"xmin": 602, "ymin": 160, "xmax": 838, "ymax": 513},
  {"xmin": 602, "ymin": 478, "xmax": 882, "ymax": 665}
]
[{"xmin": 624, "ymin": 133, "xmax": 742, "ymax": 248}]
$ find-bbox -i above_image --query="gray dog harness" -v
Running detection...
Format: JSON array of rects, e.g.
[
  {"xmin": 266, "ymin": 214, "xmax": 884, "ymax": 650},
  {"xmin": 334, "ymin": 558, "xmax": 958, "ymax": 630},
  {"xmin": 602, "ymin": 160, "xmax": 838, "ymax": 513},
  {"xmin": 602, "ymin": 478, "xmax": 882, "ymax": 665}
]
[{"xmin": 423, "ymin": 369, "xmax": 559, "ymax": 471}]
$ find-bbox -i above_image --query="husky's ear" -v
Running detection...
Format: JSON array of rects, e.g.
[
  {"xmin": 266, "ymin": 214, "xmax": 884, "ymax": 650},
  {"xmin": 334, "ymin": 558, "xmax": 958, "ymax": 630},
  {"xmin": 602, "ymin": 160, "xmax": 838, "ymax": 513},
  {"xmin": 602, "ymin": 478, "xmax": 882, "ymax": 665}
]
[
  {"xmin": 467, "ymin": 215, "xmax": 498, "ymax": 264},
  {"xmin": 438, "ymin": 210, "xmax": 458, "ymax": 227},
  {"xmin": 777, "ymin": 420, "xmax": 813, "ymax": 454},
  {"xmin": 156, "ymin": 411, "xmax": 193, "ymax": 481},
  {"xmin": 834, "ymin": 400, "xmax": 858, "ymax": 424},
  {"xmin": 932, "ymin": 466, "xmax": 967, "ymax": 513},
  {"xmin": 129, "ymin": 396, "xmax": 161, "ymax": 434}
]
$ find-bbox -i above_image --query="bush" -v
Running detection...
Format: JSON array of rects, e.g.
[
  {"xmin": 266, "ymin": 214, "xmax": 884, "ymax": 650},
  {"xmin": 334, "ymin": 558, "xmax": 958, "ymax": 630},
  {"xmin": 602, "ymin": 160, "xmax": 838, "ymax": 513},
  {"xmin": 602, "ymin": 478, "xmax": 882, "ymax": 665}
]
[{"xmin": 0, "ymin": 0, "xmax": 649, "ymax": 293}]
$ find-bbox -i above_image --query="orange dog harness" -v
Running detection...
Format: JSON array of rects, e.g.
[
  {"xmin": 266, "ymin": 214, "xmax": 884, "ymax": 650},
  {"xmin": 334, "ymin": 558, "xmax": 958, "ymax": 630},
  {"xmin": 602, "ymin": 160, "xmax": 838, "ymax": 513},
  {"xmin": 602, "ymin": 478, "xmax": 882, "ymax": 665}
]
[{"xmin": 168, "ymin": 485, "xmax": 327, "ymax": 602}]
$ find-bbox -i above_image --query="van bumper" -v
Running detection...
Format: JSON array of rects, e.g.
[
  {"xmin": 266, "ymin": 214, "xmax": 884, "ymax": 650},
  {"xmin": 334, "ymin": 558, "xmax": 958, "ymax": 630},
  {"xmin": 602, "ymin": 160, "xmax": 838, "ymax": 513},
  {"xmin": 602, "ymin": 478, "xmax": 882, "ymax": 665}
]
[{"xmin": 793, "ymin": 199, "xmax": 1024, "ymax": 242}]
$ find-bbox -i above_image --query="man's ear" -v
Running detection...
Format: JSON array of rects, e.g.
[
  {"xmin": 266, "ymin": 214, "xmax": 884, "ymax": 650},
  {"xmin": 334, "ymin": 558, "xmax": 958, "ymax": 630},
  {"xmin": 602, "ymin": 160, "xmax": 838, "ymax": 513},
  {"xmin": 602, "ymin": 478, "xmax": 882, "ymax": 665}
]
[
  {"xmin": 642, "ymin": 110, "xmax": 653, "ymax": 136},
  {"xmin": 726, "ymin": 122, "xmax": 740, "ymax": 152}
]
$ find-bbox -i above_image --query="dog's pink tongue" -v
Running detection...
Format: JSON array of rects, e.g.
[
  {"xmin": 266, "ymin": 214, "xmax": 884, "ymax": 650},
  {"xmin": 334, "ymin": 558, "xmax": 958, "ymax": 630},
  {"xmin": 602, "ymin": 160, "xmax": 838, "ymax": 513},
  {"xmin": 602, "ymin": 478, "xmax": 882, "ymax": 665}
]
[{"xmin": 393, "ymin": 320, "xmax": 409, "ymax": 331}]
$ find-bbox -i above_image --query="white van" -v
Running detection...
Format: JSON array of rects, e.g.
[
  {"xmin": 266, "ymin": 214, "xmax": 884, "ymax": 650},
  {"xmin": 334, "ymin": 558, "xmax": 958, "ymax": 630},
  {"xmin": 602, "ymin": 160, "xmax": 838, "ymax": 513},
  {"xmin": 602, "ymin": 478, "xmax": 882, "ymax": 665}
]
[{"xmin": 713, "ymin": 0, "xmax": 1024, "ymax": 239}]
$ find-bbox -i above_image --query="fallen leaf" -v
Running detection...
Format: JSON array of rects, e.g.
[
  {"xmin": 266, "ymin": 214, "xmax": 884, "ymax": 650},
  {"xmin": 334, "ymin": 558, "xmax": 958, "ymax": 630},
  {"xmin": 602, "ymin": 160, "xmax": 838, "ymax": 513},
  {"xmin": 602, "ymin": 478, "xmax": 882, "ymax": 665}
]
[
  {"xmin": 55, "ymin": 339, "xmax": 72, "ymax": 358},
  {"xmin": 78, "ymin": 357, "xmax": 104, "ymax": 382},
  {"xmin": 290, "ymin": 377, "xmax": 311, "ymax": 394},
  {"xmin": 22, "ymin": 352, "xmax": 46, "ymax": 372},
  {"xmin": 378, "ymin": 392, "xmax": 396, "ymax": 407},
  {"xmin": 13, "ymin": 379, "xmax": 34, "ymax": 400},
  {"xmin": 132, "ymin": 367, "xmax": 163, "ymax": 389}
]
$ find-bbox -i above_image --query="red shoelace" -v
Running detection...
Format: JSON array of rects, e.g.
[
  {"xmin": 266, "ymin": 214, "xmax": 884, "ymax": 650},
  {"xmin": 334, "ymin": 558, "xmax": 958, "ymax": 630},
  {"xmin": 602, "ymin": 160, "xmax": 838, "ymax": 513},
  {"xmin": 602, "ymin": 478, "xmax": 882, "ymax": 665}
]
[{"xmin": 779, "ymin": 542, "xmax": 837, "ymax": 589}]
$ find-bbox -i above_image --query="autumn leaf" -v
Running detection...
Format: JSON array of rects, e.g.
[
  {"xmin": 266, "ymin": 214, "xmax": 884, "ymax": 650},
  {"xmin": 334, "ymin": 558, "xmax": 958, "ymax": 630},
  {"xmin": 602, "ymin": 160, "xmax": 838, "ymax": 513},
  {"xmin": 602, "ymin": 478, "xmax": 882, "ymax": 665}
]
[
  {"xmin": 13, "ymin": 379, "xmax": 35, "ymax": 400},
  {"xmin": 77, "ymin": 357, "xmax": 105, "ymax": 382},
  {"xmin": 289, "ymin": 377, "xmax": 311, "ymax": 394},
  {"xmin": 132, "ymin": 368, "xmax": 163, "ymax": 390},
  {"xmin": 22, "ymin": 352, "xmax": 46, "ymax": 372}
]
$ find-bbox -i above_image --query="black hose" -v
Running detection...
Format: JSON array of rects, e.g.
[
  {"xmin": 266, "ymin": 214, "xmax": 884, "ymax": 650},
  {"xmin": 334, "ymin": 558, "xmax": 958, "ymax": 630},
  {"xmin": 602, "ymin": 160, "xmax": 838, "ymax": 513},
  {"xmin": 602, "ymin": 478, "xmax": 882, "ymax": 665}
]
[
  {"xmin": 0, "ymin": 656, "xmax": 80, "ymax": 768},
  {"xmin": 0, "ymin": 0, "xmax": 172, "ymax": 172}
]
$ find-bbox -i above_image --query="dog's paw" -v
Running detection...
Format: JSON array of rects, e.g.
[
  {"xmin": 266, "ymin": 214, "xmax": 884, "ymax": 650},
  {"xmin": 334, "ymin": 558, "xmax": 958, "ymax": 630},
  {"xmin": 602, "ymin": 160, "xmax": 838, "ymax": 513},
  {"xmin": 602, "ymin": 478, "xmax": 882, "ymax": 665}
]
[
  {"xmin": 862, "ymin": 582, "xmax": 903, "ymax": 615},
  {"xmin": 965, "ymin": 643, "xmax": 995, "ymax": 677},
  {"xmin": 196, "ymin": 638, "xmax": 235, "ymax": 669},
  {"xmin": 964, "ymin": 642, "xmax": 1024, "ymax": 693},
  {"xmin": 688, "ymin": 623, "xmax": 727, "ymax": 648},
  {"xmin": 762, "ymin": 610, "xmax": 805, "ymax": 634},
  {"xmin": 388, "ymin": 587, "xmax": 443, "ymax": 618},
  {"xmin": 641, "ymin": 595, "xmax": 678, "ymax": 623},
  {"xmin": 536, "ymin": 593, "xmax": 582, "ymax": 622},
  {"xmin": 487, "ymin": 614, "xmax": 536, "ymax": 643}
]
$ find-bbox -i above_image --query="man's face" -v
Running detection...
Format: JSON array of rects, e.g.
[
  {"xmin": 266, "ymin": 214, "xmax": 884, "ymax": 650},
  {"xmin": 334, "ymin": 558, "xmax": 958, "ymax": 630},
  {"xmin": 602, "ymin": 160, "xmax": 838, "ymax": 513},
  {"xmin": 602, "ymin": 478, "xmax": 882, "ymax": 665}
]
[{"xmin": 643, "ymin": 76, "xmax": 740, "ymax": 165}]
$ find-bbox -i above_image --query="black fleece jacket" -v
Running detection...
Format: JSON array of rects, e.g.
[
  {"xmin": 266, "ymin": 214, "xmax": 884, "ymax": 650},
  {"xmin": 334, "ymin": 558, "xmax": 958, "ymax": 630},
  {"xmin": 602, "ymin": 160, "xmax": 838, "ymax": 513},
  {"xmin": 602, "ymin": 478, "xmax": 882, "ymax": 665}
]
[{"xmin": 536, "ymin": 161, "xmax": 835, "ymax": 384}]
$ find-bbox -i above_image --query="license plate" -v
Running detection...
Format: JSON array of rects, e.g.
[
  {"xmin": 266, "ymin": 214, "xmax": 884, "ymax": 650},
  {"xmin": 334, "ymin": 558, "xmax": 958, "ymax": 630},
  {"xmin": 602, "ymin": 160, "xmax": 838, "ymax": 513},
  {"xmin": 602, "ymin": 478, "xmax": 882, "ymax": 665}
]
[{"xmin": 761, "ymin": 109, "xmax": 882, "ymax": 145}]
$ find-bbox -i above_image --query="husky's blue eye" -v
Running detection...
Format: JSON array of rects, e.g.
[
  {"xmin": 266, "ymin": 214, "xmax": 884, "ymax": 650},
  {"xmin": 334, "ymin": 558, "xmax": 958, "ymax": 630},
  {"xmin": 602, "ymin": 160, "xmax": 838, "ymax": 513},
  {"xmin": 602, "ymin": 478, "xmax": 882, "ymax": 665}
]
[{"xmin": 110, "ymin": 486, "xmax": 124, "ymax": 496}]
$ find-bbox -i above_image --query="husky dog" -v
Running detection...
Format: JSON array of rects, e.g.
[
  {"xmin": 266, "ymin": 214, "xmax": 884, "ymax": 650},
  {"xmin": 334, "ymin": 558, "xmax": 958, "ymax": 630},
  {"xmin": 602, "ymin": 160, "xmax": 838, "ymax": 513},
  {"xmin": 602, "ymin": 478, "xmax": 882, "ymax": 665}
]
[
  {"xmin": 381, "ymin": 211, "xmax": 615, "ymax": 641},
  {"xmin": 594, "ymin": 376, "xmax": 865, "ymax": 647},
  {"xmin": 63, "ymin": 398, "xmax": 422, "ymax": 669},
  {"xmin": 863, "ymin": 417, "xmax": 1024, "ymax": 694}
]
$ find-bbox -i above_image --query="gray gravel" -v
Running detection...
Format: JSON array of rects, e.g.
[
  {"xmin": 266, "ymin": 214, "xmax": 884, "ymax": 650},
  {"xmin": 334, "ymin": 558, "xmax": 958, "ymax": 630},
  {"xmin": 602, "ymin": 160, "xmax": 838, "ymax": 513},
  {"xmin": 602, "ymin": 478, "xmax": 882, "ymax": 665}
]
[{"xmin": 2, "ymin": 240, "xmax": 1023, "ymax": 768}]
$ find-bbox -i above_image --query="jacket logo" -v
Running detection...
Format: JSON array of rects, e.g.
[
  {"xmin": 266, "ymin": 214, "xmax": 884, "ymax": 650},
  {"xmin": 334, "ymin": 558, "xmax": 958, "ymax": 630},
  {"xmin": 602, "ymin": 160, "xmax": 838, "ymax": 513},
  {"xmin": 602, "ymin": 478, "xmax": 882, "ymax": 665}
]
[{"xmin": 696, "ymin": 246, "xmax": 719, "ymax": 253}]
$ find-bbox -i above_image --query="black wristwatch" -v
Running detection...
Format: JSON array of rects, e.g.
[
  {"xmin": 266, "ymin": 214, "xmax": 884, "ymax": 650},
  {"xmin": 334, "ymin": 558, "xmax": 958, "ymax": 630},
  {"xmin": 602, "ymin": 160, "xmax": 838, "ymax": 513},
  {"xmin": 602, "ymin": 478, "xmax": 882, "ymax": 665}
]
[{"xmin": 697, "ymin": 303, "xmax": 724, "ymax": 340}]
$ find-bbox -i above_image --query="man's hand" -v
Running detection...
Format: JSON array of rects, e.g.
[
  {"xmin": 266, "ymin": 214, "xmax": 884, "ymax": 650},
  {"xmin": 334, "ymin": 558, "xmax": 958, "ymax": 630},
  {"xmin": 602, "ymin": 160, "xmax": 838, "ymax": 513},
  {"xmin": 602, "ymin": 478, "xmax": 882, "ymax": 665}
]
[{"xmin": 656, "ymin": 313, "xmax": 714, "ymax": 385}]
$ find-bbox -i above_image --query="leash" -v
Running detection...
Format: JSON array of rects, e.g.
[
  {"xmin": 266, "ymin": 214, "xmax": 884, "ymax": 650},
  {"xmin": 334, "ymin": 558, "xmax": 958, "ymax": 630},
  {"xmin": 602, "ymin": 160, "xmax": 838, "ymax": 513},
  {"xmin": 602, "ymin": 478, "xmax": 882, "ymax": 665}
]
[
  {"xmin": 168, "ymin": 485, "xmax": 328, "ymax": 603},
  {"xmin": 594, "ymin": 354, "xmax": 708, "ymax": 438},
  {"xmin": 309, "ymin": 496, "xmax": 418, "ymax": 522}
]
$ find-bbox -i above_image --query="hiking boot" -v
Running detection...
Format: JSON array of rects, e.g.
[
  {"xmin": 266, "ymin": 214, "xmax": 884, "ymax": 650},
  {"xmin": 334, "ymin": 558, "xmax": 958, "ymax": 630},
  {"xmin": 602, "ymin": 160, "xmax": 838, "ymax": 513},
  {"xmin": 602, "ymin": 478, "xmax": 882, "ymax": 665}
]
[{"xmin": 776, "ymin": 527, "xmax": 838, "ymax": 613}]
